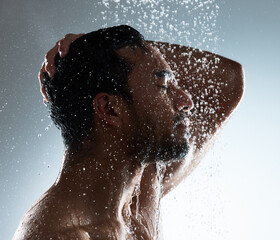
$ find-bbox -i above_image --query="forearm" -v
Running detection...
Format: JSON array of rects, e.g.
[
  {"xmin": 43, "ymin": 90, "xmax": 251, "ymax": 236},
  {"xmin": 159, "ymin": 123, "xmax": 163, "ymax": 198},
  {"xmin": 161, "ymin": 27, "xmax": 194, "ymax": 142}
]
[{"xmin": 162, "ymin": 154, "xmax": 201, "ymax": 196}]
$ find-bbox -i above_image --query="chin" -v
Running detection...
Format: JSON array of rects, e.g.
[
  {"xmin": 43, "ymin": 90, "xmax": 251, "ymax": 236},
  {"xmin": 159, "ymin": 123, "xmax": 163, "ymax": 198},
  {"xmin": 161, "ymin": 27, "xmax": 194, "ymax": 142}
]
[
  {"xmin": 160, "ymin": 141, "xmax": 190, "ymax": 162},
  {"xmin": 148, "ymin": 134, "xmax": 190, "ymax": 164}
]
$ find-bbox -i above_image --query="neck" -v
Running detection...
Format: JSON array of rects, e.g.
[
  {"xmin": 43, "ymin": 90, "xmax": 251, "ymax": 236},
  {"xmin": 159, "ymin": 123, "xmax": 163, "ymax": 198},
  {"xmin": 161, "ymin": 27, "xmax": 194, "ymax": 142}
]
[{"xmin": 54, "ymin": 138, "xmax": 147, "ymax": 226}]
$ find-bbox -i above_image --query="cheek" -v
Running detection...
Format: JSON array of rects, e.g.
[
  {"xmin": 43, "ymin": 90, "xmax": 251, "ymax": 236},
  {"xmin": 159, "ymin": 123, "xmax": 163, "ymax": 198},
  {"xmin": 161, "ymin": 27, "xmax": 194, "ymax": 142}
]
[
  {"xmin": 148, "ymin": 95, "xmax": 176, "ymax": 128},
  {"xmin": 133, "ymin": 86, "xmax": 176, "ymax": 126}
]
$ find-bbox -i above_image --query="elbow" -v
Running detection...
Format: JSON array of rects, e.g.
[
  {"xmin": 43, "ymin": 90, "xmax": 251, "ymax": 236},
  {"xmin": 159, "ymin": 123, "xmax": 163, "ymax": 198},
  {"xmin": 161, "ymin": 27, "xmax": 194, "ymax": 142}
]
[{"xmin": 233, "ymin": 61, "xmax": 245, "ymax": 106}]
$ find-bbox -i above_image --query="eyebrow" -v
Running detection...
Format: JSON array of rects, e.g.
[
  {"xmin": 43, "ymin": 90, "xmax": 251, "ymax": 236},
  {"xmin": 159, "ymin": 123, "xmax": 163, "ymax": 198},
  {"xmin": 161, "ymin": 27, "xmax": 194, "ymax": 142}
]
[{"xmin": 154, "ymin": 70, "xmax": 175, "ymax": 80}]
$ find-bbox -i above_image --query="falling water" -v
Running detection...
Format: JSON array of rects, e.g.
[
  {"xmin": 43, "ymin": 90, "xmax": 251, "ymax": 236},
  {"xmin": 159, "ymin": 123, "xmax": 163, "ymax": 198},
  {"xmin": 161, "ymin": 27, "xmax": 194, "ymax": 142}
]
[
  {"xmin": 3, "ymin": 0, "xmax": 223, "ymax": 239},
  {"xmin": 154, "ymin": 161, "xmax": 167, "ymax": 240},
  {"xmin": 95, "ymin": 1, "xmax": 222, "ymax": 238},
  {"xmin": 97, "ymin": 0, "xmax": 221, "ymax": 52}
]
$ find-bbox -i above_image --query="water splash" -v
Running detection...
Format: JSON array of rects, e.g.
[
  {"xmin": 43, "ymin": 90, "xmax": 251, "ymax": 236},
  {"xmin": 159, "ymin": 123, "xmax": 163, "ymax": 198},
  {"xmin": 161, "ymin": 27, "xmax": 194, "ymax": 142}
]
[
  {"xmin": 96, "ymin": 0, "xmax": 222, "ymax": 52},
  {"xmin": 134, "ymin": 181, "xmax": 141, "ymax": 220},
  {"xmin": 154, "ymin": 161, "xmax": 167, "ymax": 239}
]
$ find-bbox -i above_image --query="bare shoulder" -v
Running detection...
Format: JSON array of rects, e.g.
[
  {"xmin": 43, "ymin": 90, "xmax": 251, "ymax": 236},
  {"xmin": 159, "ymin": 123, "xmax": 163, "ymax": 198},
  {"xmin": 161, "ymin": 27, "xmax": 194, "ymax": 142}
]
[
  {"xmin": 12, "ymin": 190, "xmax": 63, "ymax": 239},
  {"xmin": 12, "ymin": 188, "xmax": 85, "ymax": 240},
  {"xmin": 13, "ymin": 226, "xmax": 90, "ymax": 240},
  {"xmin": 13, "ymin": 188, "xmax": 123, "ymax": 240}
]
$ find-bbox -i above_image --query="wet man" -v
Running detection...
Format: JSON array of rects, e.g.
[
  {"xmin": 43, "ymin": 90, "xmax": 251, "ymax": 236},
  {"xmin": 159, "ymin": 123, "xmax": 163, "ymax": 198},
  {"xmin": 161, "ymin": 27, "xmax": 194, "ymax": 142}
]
[{"xmin": 13, "ymin": 25, "xmax": 244, "ymax": 239}]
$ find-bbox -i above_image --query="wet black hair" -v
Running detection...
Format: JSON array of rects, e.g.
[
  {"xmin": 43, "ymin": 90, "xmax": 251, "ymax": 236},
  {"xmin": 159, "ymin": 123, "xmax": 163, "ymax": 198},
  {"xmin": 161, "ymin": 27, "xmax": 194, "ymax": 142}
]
[{"xmin": 42, "ymin": 25, "xmax": 147, "ymax": 149}]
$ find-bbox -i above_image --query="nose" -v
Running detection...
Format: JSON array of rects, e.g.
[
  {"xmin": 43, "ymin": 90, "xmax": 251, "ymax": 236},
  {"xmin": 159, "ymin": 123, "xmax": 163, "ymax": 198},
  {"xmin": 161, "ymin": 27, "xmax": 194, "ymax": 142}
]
[{"xmin": 173, "ymin": 87, "xmax": 194, "ymax": 112}]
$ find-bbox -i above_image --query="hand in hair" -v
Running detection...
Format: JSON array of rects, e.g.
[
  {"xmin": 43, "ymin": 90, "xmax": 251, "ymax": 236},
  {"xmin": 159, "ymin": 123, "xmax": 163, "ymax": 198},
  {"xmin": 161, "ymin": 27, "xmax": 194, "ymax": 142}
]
[{"xmin": 38, "ymin": 33, "xmax": 84, "ymax": 104}]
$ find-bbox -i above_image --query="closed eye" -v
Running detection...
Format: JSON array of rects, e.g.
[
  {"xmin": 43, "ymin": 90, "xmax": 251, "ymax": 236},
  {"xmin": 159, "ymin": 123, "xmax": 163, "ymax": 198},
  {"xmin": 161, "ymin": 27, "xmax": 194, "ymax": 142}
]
[
  {"xmin": 159, "ymin": 85, "xmax": 169, "ymax": 89},
  {"xmin": 155, "ymin": 70, "xmax": 174, "ymax": 80},
  {"xmin": 158, "ymin": 85, "xmax": 170, "ymax": 92}
]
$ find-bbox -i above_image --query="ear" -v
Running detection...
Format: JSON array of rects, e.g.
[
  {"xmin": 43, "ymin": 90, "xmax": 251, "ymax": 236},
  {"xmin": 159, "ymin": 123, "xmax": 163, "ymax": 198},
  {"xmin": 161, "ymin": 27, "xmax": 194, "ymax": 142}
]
[{"xmin": 93, "ymin": 93, "xmax": 123, "ymax": 127}]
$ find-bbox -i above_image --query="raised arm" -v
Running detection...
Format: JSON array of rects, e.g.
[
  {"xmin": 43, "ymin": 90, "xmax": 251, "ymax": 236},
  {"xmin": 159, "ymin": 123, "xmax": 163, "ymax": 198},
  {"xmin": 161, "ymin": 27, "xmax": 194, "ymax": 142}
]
[
  {"xmin": 39, "ymin": 36, "xmax": 244, "ymax": 197},
  {"xmin": 151, "ymin": 42, "xmax": 245, "ymax": 195}
]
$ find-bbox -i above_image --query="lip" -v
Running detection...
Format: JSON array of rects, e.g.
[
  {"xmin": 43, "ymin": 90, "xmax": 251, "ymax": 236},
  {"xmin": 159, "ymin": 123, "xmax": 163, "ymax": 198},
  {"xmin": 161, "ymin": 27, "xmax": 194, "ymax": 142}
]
[{"xmin": 175, "ymin": 119, "xmax": 189, "ymax": 130}]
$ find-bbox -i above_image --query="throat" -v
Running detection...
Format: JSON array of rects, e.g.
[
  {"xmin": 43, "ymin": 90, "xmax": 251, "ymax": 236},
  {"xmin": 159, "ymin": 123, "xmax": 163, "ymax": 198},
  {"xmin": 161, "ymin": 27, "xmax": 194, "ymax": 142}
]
[{"xmin": 122, "ymin": 163, "xmax": 165, "ymax": 240}]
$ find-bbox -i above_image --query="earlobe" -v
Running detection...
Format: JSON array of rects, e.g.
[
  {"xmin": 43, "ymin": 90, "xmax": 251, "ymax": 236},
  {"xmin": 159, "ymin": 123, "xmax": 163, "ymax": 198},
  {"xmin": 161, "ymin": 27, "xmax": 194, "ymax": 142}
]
[{"xmin": 94, "ymin": 93, "xmax": 122, "ymax": 127}]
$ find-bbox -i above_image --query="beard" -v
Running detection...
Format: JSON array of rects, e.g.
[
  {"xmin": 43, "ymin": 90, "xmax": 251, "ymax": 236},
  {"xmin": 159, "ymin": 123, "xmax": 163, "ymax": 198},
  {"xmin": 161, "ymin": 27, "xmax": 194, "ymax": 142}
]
[
  {"xmin": 138, "ymin": 128, "xmax": 190, "ymax": 164},
  {"xmin": 127, "ymin": 107, "xmax": 190, "ymax": 164},
  {"xmin": 151, "ymin": 132, "xmax": 190, "ymax": 163}
]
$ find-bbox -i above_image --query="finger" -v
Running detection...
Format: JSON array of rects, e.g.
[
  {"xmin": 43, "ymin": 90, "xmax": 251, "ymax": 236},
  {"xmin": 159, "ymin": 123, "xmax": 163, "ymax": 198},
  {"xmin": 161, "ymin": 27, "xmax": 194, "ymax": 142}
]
[
  {"xmin": 41, "ymin": 85, "xmax": 49, "ymax": 103},
  {"xmin": 58, "ymin": 42, "xmax": 67, "ymax": 58},
  {"xmin": 43, "ymin": 99, "xmax": 48, "ymax": 106},
  {"xmin": 38, "ymin": 62, "xmax": 50, "ymax": 103},
  {"xmin": 38, "ymin": 61, "xmax": 46, "ymax": 84},
  {"xmin": 45, "ymin": 41, "xmax": 59, "ymax": 78},
  {"xmin": 58, "ymin": 33, "xmax": 74, "ymax": 58},
  {"xmin": 58, "ymin": 33, "xmax": 85, "ymax": 58}
]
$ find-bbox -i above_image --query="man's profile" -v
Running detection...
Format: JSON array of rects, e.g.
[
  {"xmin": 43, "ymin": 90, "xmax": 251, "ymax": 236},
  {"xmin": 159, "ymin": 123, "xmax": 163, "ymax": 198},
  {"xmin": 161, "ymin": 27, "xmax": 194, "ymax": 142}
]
[{"xmin": 13, "ymin": 25, "xmax": 244, "ymax": 239}]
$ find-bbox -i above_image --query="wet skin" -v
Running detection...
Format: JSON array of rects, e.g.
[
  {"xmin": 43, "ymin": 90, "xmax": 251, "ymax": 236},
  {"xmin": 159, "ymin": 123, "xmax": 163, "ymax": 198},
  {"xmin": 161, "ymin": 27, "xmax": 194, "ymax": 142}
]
[{"xmin": 13, "ymin": 42, "xmax": 244, "ymax": 240}]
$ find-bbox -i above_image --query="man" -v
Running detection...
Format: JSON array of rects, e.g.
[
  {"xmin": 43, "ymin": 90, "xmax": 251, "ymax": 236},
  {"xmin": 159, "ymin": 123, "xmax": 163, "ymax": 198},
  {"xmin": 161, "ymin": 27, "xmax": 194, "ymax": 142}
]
[{"xmin": 13, "ymin": 25, "xmax": 244, "ymax": 239}]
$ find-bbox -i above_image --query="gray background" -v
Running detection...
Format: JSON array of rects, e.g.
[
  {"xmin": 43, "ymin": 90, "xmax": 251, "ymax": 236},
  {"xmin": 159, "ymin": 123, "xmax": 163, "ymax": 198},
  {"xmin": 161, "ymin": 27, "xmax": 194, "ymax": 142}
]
[{"xmin": 1, "ymin": 0, "xmax": 280, "ymax": 239}]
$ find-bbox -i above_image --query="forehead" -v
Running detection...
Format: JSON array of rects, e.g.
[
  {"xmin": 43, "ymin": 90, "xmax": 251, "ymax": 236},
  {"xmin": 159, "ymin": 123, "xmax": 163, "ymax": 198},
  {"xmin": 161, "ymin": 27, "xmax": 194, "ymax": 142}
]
[{"xmin": 117, "ymin": 43, "xmax": 172, "ymax": 80}]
